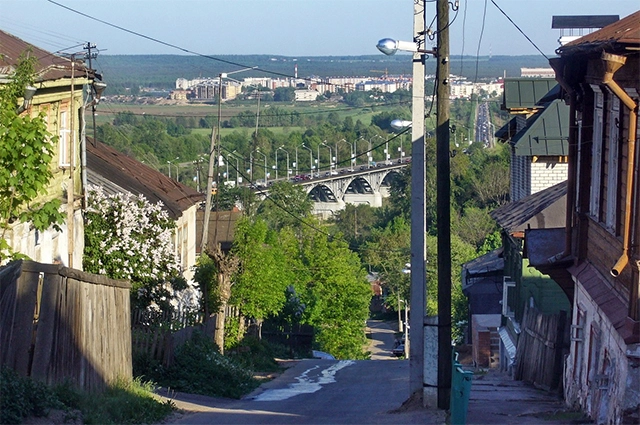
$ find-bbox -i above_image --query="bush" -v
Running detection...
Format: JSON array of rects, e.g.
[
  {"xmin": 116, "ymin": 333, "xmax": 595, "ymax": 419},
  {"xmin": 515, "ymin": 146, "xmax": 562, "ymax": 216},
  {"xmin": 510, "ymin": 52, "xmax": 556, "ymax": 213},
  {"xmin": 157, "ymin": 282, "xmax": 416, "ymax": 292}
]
[
  {"xmin": 226, "ymin": 336, "xmax": 281, "ymax": 372},
  {"xmin": 0, "ymin": 367, "xmax": 174, "ymax": 425},
  {"xmin": 83, "ymin": 378, "xmax": 174, "ymax": 425},
  {"xmin": 0, "ymin": 367, "xmax": 61, "ymax": 424},
  {"xmin": 155, "ymin": 331, "xmax": 260, "ymax": 399}
]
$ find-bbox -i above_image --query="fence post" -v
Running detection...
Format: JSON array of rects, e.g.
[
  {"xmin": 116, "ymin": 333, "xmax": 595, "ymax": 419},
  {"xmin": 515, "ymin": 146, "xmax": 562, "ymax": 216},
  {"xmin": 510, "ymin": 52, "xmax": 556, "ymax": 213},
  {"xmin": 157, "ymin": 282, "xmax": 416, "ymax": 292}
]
[{"xmin": 450, "ymin": 349, "xmax": 473, "ymax": 425}]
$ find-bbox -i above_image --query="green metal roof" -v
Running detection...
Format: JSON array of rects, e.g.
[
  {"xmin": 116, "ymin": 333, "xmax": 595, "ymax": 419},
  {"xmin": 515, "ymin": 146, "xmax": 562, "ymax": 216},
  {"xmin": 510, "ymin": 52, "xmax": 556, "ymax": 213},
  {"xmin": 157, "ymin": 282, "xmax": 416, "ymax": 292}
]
[
  {"xmin": 502, "ymin": 78, "xmax": 558, "ymax": 110},
  {"xmin": 512, "ymin": 99, "xmax": 569, "ymax": 156}
]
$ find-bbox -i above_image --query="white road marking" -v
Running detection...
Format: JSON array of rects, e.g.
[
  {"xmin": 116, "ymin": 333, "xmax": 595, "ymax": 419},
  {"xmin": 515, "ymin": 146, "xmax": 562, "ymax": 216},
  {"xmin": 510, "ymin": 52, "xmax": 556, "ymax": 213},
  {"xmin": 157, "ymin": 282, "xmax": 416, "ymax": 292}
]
[{"xmin": 253, "ymin": 361, "xmax": 355, "ymax": 401}]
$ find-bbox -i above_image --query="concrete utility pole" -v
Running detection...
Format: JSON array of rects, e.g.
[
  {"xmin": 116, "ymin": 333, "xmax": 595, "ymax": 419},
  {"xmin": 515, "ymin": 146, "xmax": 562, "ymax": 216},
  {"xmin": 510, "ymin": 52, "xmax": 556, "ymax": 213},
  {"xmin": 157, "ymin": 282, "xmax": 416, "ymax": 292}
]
[
  {"xmin": 409, "ymin": 0, "xmax": 426, "ymax": 403},
  {"xmin": 436, "ymin": 0, "xmax": 452, "ymax": 409}
]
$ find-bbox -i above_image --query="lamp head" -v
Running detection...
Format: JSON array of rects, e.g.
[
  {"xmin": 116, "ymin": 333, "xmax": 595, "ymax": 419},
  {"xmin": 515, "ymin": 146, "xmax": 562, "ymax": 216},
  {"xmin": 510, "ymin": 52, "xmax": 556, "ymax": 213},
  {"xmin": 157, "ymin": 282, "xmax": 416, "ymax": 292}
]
[
  {"xmin": 376, "ymin": 38, "xmax": 418, "ymax": 56},
  {"xmin": 92, "ymin": 81, "xmax": 107, "ymax": 99},
  {"xmin": 391, "ymin": 119, "xmax": 412, "ymax": 130}
]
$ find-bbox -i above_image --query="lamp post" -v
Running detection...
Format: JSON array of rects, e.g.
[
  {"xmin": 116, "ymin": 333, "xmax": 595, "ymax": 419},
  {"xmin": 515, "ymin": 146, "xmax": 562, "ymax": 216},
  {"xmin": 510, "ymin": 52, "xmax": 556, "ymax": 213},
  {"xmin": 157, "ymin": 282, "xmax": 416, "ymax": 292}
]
[
  {"xmin": 255, "ymin": 149, "xmax": 267, "ymax": 185},
  {"xmin": 392, "ymin": 119, "xmax": 412, "ymax": 161},
  {"xmin": 377, "ymin": 0, "xmax": 427, "ymax": 405},
  {"xmin": 321, "ymin": 141, "xmax": 333, "ymax": 174},
  {"xmin": 278, "ymin": 146, "xmax": 290, "ymax": 179},
  {"xmin": 201, "ymin": 66, "xmax": 257, "ymax": 255},
  {"xmin": 301, "ymin": 144, "xmax": 313, "ymax": 177},
  {"xmin": 294, "ymin": 146, "xmax": 299, "ymax": 176}
]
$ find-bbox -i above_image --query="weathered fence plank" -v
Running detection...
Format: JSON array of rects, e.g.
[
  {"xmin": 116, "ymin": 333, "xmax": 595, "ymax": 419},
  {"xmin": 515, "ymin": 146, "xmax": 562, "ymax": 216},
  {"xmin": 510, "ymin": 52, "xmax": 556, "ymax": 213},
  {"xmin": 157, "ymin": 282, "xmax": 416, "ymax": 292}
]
[{"xmin": 0, "ymin": 260, "xmax": 132, "ymax": 392}]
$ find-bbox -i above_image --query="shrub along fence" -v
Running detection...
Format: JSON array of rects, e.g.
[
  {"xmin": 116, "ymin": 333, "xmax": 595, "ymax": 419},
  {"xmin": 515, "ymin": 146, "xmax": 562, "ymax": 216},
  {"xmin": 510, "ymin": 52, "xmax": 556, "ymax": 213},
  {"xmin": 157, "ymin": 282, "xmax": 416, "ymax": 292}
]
[
  {"xmin": 0, "ymin": 260, "xmax": 132, "ymax": 392},
  {"xmin": 131, "ymin": 308, "xmax": 211, "ymax": 367}
]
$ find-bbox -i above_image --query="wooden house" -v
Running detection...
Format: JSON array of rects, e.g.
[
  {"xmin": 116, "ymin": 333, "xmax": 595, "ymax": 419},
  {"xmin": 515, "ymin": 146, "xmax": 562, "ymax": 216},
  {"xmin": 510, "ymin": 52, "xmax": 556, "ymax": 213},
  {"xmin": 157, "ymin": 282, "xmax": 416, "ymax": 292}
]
[
  {"xmin": 545, "ymin": 11, "xmax": 640, "ymax": 423},
  {"xmin": 0, "ymin": 30, "xmax": 101, "ymax": 268}
]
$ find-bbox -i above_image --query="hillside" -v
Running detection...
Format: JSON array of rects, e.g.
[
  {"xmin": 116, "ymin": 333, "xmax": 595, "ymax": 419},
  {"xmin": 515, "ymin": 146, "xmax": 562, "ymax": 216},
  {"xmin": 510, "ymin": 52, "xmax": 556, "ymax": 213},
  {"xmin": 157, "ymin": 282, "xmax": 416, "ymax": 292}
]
[{"xmin": 95, "ymin": 54, "xmax": 550, "ymax": 94}]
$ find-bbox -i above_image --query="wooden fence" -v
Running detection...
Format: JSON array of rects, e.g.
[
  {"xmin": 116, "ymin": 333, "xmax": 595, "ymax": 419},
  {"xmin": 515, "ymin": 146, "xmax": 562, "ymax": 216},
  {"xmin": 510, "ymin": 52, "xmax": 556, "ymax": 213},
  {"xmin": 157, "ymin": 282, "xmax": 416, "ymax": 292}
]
[
  {"xmin": 0, "ymin": 260, "xmax": 132, "ymax": 392},
  {"xmin": 514, "ymin": 303, "xmax": 569, "ymax": 391},
  {"xmin": 131, "ymin": 308, "xmax": 211, "ymax": 367}
]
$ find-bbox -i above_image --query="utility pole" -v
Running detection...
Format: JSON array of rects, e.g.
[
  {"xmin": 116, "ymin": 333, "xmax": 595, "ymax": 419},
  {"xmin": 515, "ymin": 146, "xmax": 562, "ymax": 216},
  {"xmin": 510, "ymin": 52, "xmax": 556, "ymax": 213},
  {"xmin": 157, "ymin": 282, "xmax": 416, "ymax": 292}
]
[
  {"xmin": 436, "ymin": 0, "xmax": 452, "ymax": 409},
  {"xmin": 408, "ymin": 0, "xmax": 426, "ymax": 403}
]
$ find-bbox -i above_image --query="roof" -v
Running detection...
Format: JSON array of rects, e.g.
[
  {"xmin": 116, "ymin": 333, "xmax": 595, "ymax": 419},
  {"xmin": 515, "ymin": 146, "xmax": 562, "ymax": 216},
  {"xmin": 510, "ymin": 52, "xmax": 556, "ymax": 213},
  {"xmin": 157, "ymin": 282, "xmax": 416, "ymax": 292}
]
[
  {"xmin": 558, "ymin": 11, "xmax": 640, "ymax": 54},
  {"xmin": 0, "ymin": 30, "xmax": 94, "ymax": 82},
  {"xmin": 462, "ymin": 248, "xmax": 504, "ymax": 279},
  {"xmin": 512, "ymin": 99, "xmax": 570, "ymax": 156},
  {"xmin": 551, "ymin": 15, "xmax": 619, "ymax": 29},
  {"xmin": 502, "ymin": 78, "xmax": 558, "ymax": 111},
  {"xmin": 490, "ymin": 181, "xmax": 567, "ymax": 233},
  {"xmin": 87, "ymin": 139, "xmax": 203, "ymax": 219}
]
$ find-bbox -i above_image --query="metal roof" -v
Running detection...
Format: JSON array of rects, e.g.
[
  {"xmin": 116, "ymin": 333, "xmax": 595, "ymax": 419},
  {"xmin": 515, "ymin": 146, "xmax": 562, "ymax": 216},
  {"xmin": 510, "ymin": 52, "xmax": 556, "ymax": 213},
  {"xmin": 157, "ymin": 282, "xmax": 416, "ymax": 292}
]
[
  {"xmin": 502, "ymin": 78, "xmax": 558, "ymax": 111},
  {"xmin": 0, "ymin": 30, "xmax": 94, "ymax": 82},
  {"xmin": 512, "ymin": 99, "xmax": 570, "ymax": 156},
  {"xmin": 551, "ymin": 15, "xmax": 619, "ymax": 29},
  {"xmin": 558, "ymin": 10, "xmax": 640, "ymax": 54},
  {"xmin": 490, "ymin": 181, "xmax": 567, "ymax": 234},
  {"xmin": 87, "ymin": 139, "xmax": 203, "ymax": 220}
]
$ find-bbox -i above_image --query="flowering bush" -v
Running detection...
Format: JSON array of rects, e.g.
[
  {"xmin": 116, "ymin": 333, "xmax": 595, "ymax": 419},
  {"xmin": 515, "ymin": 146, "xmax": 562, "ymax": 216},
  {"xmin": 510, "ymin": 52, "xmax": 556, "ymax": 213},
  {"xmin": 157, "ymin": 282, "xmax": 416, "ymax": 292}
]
[{"xmin": 84, "ymin": 185, "xmax": 198, "ymax": 312}]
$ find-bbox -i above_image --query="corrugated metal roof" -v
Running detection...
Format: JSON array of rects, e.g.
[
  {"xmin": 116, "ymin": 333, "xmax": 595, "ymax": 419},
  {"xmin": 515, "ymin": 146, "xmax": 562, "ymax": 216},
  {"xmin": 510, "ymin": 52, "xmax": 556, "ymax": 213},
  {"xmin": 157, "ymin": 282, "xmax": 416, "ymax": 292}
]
[
  {"xmin": 0, "ymin": 30, "xmax": 93, "ymax": 82},
  {"xmin": 502, "ymin": 78, "xmax": 557, "ymax": 110},
  {"xmin": 558, "ymin": 10, "xmax": 640, "ymax": 53},
  {"xmin": 512, "ymin": 99, "xmax": 570, "ymax": 156},
  {"xmin": 87, "ymin": 139, "xmax": 203, "ymax": 219},
  {"xmin": 490, "ymin": 181, "xmax": 567, "ymax": 233}
]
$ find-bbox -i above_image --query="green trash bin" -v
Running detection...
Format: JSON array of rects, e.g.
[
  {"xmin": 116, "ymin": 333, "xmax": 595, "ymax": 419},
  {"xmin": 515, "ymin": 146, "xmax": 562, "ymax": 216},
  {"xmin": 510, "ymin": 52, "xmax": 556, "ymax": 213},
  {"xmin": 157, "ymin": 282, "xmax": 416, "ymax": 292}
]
[{"xmin": 450, "ymin": 350, "xmax": 473, "ymax": 425}]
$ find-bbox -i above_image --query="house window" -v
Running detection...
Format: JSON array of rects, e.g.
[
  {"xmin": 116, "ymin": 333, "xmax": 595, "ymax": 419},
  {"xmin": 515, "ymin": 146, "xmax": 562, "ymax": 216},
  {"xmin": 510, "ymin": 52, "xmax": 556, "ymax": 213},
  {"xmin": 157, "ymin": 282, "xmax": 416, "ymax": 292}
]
[
  {"xmin": 589, "ymin": 86, "xmax": 604, "ymax": 219},
  {"xmin": 572, "ymin": 307, "xmax": 585, "ymax": 383},
  {"xmin": 59, "ymin": 110, "xmax": 71, "ymax": 167},
  {"xmin": 502, "ymin": 277, "xmax": 516, "ymax": 318},
  {"xmin": 605, "ymin": 94, "xmax": 620, "ymax": 233}
]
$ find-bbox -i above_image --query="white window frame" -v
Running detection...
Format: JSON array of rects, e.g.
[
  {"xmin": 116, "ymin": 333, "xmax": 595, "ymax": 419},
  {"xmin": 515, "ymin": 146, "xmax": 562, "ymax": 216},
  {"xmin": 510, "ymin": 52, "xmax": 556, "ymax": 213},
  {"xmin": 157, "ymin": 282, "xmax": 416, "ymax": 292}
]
[
  {"xmin": 59, "ymin": 110, "xmax": 71, "ymax": 167},
  {"xmin": 502, "ymin": 277, "xmax": 516, "ymax": 318},
  {"xmin": 589, "ymin": 85, "xmax": 604, "ymax": 219}
]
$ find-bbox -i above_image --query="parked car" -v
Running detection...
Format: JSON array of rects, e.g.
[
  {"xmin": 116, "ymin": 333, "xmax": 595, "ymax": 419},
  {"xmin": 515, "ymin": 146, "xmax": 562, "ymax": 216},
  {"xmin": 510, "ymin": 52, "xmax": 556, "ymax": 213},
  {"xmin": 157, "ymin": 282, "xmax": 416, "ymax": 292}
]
[{"xmin": 392, "ymin": 344, "xmax": 405, "ymax": 357}]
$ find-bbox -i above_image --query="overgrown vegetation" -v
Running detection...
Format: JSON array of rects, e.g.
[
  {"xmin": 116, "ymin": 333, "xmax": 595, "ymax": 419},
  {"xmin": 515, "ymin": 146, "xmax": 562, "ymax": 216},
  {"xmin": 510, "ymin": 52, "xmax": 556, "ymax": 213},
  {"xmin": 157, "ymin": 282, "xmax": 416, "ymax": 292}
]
[
  {"xmin": 135, "ymin": 332, "xmax": 264, "ymax": 399},
  {"xmin": 0, "ymin": 55, "xmax": 64, "ymax": 261},
  {"xmin": 0, "ymin": 367, "xmax": 174, "ymax": 425}
]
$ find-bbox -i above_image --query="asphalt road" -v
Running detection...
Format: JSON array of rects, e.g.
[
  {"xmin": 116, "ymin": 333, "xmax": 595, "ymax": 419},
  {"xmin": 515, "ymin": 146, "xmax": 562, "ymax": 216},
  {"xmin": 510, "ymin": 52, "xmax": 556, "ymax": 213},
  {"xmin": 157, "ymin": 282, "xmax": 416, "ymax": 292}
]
[{"xmin": 158, "ymin": 320, "xmax": 446, "ymax": 425}]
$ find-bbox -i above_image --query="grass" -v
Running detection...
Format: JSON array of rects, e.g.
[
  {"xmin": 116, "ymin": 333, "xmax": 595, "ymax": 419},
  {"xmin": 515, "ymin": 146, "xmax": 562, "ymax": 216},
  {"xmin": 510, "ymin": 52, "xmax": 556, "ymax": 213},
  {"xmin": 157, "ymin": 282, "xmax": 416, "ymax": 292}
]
[{"xmin": 0, "ymin": 367, "xmax": 174, "ymax": 424}]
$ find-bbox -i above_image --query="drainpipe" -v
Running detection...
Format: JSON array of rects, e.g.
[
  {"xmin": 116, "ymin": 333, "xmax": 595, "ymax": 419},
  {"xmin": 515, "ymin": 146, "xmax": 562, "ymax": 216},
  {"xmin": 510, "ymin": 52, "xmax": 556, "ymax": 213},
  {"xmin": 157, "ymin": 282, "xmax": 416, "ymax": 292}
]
[{"xmin": 601, "ymin": 52, "xmax": 638, "ymax": 277}]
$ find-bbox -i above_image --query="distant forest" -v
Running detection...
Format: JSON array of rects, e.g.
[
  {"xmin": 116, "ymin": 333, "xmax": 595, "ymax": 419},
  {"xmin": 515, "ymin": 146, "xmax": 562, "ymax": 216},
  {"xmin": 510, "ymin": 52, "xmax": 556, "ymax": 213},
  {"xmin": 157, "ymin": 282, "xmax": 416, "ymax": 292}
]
[{"xmin": 94, "ymin": 54, "xmax": 550, "ymax": 95}]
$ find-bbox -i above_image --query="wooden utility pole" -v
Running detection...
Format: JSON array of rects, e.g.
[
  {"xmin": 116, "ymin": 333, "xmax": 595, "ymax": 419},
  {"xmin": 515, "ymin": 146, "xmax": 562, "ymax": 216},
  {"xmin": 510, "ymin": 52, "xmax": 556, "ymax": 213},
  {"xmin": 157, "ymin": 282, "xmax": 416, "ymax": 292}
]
[{"xmin": 436, "ymin": 0, "xmax": 452, "ymax": 409}]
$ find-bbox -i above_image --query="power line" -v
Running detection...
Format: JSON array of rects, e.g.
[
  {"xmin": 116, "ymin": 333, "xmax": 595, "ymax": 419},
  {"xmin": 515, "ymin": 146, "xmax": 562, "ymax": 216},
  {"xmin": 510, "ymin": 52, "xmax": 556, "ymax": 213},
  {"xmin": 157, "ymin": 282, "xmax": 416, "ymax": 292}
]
[{"xmin": 490, "ymin": 0, "xmax": 549, "ymax": 61}]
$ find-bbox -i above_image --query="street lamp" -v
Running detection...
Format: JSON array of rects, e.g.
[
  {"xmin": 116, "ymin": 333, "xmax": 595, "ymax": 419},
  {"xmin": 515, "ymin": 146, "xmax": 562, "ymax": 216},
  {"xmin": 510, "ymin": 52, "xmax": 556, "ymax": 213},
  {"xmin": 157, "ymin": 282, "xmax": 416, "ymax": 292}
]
[
  {"xmin": 301, "ymin": 144, "xmax": 313, "ymax": 177},
  {"xmin": 378, "ymin": 0, "xmax": 427, "ymax": 405},
  {"xmin": 321, "ymin": 141, "xmax": 333, "ymax": 174},
  {"xmin": 278, "ymin": 146, "xmax": 290, "ymax": 180},
  {"xmin": 255, "ymin": 149, "xmax": 267, "ymax": 186},
  {"xmin": 392, "ymin": 119, "xmax": 412, "ymax": 161}
]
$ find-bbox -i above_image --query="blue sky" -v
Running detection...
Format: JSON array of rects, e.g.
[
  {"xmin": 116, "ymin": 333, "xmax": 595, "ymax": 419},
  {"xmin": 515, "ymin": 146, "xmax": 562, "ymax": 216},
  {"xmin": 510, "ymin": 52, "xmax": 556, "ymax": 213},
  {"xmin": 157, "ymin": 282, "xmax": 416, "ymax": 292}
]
[{"xmin": 1, "ymin": 0, "xmax": 638, "ymax": 58}]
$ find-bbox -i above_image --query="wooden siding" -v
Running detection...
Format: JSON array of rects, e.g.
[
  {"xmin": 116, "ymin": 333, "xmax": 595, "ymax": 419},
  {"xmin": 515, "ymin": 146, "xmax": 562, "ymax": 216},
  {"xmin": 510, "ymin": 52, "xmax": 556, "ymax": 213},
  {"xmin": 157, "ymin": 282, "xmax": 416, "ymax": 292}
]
[
  {"xmin": 586, "ymin": 218, "xmax": 632, "ymax": 297},
  {"xmin": 514, "ymin": 303, "xmax": 569, "ymax": 391},
  {"xmin": 0, "ymin": 260, "xmax": 131, "ymax": 391}
]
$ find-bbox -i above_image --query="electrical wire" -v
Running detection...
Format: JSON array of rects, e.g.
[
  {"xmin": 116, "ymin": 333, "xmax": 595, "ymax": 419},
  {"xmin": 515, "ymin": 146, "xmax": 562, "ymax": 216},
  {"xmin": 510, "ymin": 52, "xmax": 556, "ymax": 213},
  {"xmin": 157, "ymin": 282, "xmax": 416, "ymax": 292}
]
[
  {"xmin": 489, "ymin": 0, "xmax": 549, "ymax": 61},
  {"xmin": 474, "ymin": 0, "xmax": 488, "ymax": 85},
  {"xmin": 459, "ymin": 0, "xmax": 468, "ymax": 77}
]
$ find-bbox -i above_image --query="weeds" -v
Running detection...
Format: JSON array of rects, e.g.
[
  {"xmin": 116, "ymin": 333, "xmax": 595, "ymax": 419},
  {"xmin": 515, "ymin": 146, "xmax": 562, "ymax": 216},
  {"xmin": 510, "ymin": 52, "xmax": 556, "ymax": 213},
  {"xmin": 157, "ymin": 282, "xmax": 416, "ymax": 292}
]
[{"xmin": 0, "ymin": 367, "xmax": 174, "ymax": 424}]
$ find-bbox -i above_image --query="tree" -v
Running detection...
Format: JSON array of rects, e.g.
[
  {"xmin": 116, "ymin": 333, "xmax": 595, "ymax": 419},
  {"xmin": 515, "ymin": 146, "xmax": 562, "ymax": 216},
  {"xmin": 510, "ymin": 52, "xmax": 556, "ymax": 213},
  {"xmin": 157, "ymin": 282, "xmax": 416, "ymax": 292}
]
[
  {"xmin": 0, "ymin": 55, "xmax": 64, "ymax": 260},
  {"xmin": 83, "ymin": 185, "xmax": 196, "ymax": 313},
  {"xmin": 255, "ymin": 181, "xmax": 313, "ymax": 231},
  {"xmin": 230, "ymin": 218, "xmax": 294, "ymax": 338},
  {"xmin": 298, "ymin": 230, "xmax": 372, "ymax": 360}
]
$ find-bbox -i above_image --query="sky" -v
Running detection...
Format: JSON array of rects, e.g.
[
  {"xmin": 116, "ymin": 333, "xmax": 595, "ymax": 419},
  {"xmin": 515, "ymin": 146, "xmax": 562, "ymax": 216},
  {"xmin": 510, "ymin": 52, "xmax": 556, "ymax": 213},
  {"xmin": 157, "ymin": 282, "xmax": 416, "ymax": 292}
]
[{"xmin": 1, "ymin": 0, "xmax": 638, "ymax": 59}]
